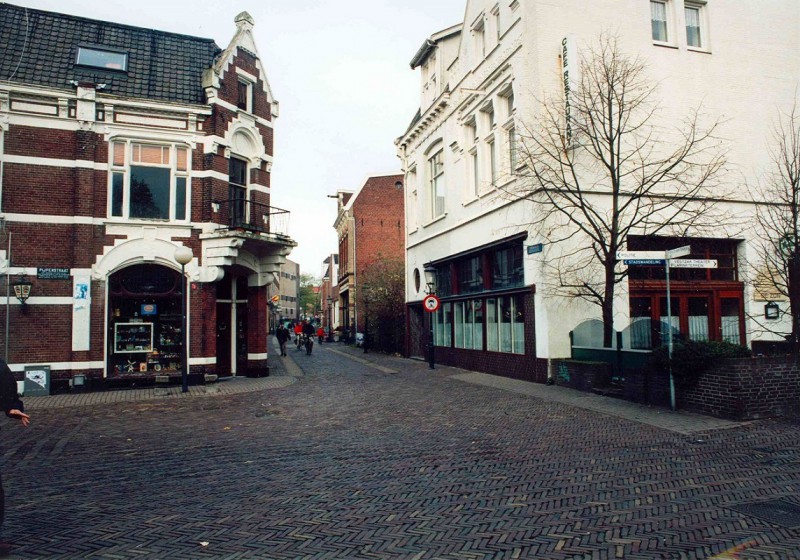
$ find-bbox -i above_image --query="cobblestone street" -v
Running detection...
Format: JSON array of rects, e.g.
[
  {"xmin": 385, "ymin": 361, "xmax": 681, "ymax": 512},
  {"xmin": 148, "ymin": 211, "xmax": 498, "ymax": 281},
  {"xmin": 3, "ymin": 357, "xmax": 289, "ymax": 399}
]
[{"xmin": 4, "ymin": 341, "xmax": 800, "ymax": 559}]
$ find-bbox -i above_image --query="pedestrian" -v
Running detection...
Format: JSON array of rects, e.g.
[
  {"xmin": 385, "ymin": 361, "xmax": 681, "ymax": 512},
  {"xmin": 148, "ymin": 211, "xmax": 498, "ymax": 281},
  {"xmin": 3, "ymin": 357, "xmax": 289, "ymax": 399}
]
[
  {"xmin": 317, "ymin": 325, "xmax": 325, "ymax": 344},
  {"xmin": 275, "ymin": 324, "xmax": 290, "ymax": 357},
  {"xmin": 0, "ymin": 360, "xmax": 29, "ymax": 558},
  {"xmin": 293, "ymin": 322, "xmax": 303, "ymax": 349}
]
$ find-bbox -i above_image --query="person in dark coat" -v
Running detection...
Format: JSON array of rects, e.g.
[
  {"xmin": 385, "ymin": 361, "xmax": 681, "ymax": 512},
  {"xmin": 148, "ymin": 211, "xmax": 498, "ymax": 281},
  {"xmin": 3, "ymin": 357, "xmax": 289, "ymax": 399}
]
[
  {"xmin": 0, "ymin": 360, "xmax": 29, "ymax": 558},
  {"xmin": 275, "ymin": 325, "xmax": 290, "ymax": 357}
]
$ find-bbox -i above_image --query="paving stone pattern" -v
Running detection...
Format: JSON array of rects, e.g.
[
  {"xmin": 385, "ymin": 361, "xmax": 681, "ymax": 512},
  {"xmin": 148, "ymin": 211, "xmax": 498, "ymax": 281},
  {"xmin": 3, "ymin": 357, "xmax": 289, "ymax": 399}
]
[{"xmin": 2, "ymin": 342, "xmax": 800, "ymax": 558}]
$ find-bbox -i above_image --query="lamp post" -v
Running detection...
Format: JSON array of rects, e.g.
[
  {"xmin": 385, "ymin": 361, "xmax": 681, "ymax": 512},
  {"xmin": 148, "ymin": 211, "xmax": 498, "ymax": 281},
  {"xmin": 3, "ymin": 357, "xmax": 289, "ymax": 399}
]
[
  {"xmin": 327, "ymin": 296, "xmax": 333, "ymax": 341},
  {"xmin": 424, "ymin": 265, "xmax": 437, "ymax": 369},
  {"xmin": 174, "ymin": 246, "xmax": 193, "ymax": 393},
  {"xmin": 362, "ymin": 284, "xmax": 371, "ymax": 354}
]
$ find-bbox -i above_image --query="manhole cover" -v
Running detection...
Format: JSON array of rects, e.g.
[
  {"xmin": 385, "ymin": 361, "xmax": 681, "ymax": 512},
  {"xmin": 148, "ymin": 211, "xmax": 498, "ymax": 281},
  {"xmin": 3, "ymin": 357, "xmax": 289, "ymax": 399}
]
[{"xmin": 729, "ymin": 499, "xmax": 800, "ymax": 527}]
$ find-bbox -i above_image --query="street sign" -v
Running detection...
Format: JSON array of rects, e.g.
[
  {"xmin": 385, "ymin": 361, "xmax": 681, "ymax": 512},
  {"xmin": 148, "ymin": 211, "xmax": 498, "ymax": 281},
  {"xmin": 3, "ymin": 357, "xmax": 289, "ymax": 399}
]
[
  {"xmin": 668, "ymin": 259, "xmax": 717, "ymax": 269},
  {"xmin": 616, "ymin": 251, "xmax": 666, "ymax": 260},
  {"xmin": 527, "ymin": 243, "xmax": 543, "ymax": 255},
  {"xmin": 423, "ymin": 294, "xmax": 440, "ymax": 312},
  {"xmin": 623, "ymin": 259, "xmax": 665, "ymax": 265},
  {"xmin": 666, "ymin": 245, "xmax": 691, "ymax": 259}
]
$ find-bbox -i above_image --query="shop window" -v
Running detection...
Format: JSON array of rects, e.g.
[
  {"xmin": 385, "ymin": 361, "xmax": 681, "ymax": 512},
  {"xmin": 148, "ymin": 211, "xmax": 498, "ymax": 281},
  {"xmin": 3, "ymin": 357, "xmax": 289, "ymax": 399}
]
[
  {"xmin": 454, "ymin": 300, "xmax": 484, "ymax": 350},
  {"xmin": 492, "ymin": 244, "xmax": 523, "ymax": 289},
  {"xmin": 109, "ymin": 141, "xmax": 190, "ymax": 221},
  {"xmin": 458, "ymin": 256, "xmax": 483, "ymax": 293}
]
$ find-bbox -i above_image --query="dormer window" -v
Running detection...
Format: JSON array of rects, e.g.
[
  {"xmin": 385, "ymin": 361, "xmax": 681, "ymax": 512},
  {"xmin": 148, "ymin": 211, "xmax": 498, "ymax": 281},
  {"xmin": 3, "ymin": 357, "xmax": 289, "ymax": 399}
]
[{"xmin": 76, "ymin": 46, "xmax": 128, "ymax": 71}]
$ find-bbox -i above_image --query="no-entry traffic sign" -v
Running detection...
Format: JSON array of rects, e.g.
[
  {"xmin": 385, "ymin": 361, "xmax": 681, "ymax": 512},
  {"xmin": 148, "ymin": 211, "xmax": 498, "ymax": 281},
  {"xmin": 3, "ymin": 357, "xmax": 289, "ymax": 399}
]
[{"xmin": 423, "ymin": 294, "xmax": 440, "ymax": 312}]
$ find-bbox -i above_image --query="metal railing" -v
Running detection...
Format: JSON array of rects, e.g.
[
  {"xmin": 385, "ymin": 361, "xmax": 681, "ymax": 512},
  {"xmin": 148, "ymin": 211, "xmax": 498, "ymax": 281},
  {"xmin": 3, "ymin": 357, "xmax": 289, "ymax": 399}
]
[{"xmin": 214, "ymin": 199, "xmax": 290, "ymax": 237}]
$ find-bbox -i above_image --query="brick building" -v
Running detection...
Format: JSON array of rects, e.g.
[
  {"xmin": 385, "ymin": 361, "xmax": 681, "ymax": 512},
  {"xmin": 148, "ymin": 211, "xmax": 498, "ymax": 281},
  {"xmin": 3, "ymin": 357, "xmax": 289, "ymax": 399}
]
[
  {"xmin": 333, "ymin": 173, "xmax": 404, "ymax": 338},
  {"xmin": 0, "ymin": 5, "xmax": 295, "ymax": 386}
]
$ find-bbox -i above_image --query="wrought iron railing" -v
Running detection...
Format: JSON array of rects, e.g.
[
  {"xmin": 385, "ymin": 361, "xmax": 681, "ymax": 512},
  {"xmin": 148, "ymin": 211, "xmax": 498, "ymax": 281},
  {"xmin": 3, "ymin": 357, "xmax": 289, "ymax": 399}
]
[{"xmin": 214, "ymin": 199, "xmax": 290, "ymax": 237}]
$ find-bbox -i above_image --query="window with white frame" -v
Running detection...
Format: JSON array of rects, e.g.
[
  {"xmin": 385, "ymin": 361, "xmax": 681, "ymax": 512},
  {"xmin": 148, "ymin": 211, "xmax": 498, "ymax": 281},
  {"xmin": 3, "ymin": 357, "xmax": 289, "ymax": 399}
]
[
  {"xmin": 488, "ymin": 137, "xmax": 498, "ymax": 185},
  {"xmin": 685, "ymin": 3, "xmax": 705, "ymax": 49},
  {"xmin": 237, "ymin": 79, "xmax": 253, "ymax": 112},
  {"xmin": 472, "ymin": 17, "xmax": 486, "ymax": 60},
  {"xmin": 507, "ymin": 125, "xmax": 518, "ymax": 173},
  {"xmin": 465, "ymin": 119, "xmax": 479, "ymax": 197},
  {"xmin": 650, "ymin": 0, "xmax": 670, "ymax": 43},
  {"xmin": 428, "ymin": 148, "xmax": 445, "ymax": 219},
  {"xmin": 229, "ymin": 157, "xmax": 249, "ymax": 227},
  {"xmin": 109, "ymin": 141, "xmax": 189, "ymax": 221}
]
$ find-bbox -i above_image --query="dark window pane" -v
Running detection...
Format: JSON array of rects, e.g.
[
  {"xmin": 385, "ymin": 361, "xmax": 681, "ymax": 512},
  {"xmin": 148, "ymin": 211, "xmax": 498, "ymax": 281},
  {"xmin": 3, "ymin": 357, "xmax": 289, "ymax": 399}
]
[
  {"xmin": 237, "ymin": 81, "xmax": 249, "ymax": 110},
  {"xmin": 129, "ymin": 166, "xmax": 170, "ymax": 219},
  {"xmin": 493, "ymin": 244, "xmax": 523, "ymax": 289},
  {"xmin": 229, "ymin": 158, "xmax": 247, "ymax": 186},
  {"xmin": 76, "ymin": 47, "xmax": 127, "ymax": 70},
  {"xmin": 175, "ymin": 177, "xmax": 187, "ymax": 220},
  {"xmin": 458, "ymin": 256, "xmax": 482, "ymax": 293},
  {"xmin": 111, "ymin": 172, "xmax": 124, "ymax": 217}
]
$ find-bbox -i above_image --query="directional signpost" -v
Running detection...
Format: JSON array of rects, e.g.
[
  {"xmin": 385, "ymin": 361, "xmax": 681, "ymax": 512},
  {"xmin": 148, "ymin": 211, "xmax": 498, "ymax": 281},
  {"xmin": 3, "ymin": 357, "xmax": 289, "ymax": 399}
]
[{"xmin": 616, "ymin": 245, "xmax": 718, "ymax": 412}]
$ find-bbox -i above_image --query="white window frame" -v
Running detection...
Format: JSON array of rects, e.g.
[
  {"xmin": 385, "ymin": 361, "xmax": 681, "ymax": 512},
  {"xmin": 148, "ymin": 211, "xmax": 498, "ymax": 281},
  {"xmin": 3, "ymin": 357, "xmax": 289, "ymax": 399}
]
[
  {"xmin": 427, "ymin": 148, "xmax": 445, "ymax": 220},
  {"xmin": 108, "ymin": 140, "xmax": 191, "ymax": 222},
  {"xmin": 650, "ymin": 0, "xmax": 674, "ymax": 46},
  {"xmin": 471, "ymin": 14, "xmax": 486, "ymax": 61},
  {"xmin": 684, "ymin": 1, "xmax": 709, "ymax": 51}
]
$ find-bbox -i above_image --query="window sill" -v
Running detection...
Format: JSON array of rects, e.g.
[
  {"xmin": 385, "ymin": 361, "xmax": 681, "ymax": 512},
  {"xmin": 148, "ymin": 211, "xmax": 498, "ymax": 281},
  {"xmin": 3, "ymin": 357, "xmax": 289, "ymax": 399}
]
[
  {"xmin": 652, "ymin": 41, "xmax": 678, "ymax": 50},
  {"xmin": 687, "ymin": 46, "xmax": 712, "ymax": 55},
  {"xmin": 408, "ymin": 227, "xmax": 419, "ymax": 236},
  {"xmin": 422, "ymin": 213, "xmax": 448, "ymax": 228}
]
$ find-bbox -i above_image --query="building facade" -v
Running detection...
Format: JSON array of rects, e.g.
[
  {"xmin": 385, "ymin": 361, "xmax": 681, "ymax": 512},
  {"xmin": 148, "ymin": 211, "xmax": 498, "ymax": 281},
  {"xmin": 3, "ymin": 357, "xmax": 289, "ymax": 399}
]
[
  {"xmin": 333, "ymin": 173, "xmax": 404, "ymax": 338},
  {"xmin": 397, "ymin": 0, "xmax": 799, "ymax": 380},
  {"xmin": 0, "ymin": 5, "xmax": 295, "ymax": 385}
]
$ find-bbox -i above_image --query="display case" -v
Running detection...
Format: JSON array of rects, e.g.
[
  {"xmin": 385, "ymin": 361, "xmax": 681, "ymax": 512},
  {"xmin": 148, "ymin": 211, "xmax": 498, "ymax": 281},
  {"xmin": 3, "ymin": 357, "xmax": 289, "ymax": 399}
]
[{"xmin": 114, "ymin": 322, "xmax": 154, "ymax": 353}]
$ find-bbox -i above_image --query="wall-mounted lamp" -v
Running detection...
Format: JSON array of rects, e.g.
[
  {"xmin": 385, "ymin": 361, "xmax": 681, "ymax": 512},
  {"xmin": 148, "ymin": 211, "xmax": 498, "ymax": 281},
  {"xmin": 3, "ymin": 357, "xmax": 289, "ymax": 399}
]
[
  {"xmin": 12, "ymin": 276, "xmax": 32, "ymax": 305},
  {"xmin": 423, "ymin": 265, "xmax": 437, "ymax": 296},
  {"xmin": 765, "ymin": 301, "xmax": 780, "ymax": 320}
]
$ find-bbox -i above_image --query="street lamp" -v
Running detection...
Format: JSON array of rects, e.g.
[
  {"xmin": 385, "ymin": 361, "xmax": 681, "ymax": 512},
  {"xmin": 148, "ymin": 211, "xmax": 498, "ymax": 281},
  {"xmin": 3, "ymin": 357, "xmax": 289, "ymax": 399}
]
[
  {"xmin": 424, "ymin": 265, "xmax": 437, "ymax": 369},
  {"xmin": 174, "ymin": 246, "xmax": 193, "ymax": 393},
  {"xmin": 327, "ymin": 296, "xmax": 333, "ymax": 341},
  {"xmin": 362, "ymin": 284, "xmax": 371, "ymax": 354}
]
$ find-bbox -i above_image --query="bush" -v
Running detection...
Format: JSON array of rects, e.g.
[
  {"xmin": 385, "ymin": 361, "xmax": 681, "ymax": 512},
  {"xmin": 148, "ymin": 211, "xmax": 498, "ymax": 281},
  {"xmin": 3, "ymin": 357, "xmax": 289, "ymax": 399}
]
[{"xmin": 650, "ymin": 339, "xmax": 751, "ymax": 388}]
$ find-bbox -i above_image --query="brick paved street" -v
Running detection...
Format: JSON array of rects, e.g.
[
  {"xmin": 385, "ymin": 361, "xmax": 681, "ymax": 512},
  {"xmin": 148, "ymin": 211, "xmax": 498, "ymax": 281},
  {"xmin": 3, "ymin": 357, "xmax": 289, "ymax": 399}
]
[{"xmin": 2, "ymin": 341, "xmax": 800, "ymax": 559}]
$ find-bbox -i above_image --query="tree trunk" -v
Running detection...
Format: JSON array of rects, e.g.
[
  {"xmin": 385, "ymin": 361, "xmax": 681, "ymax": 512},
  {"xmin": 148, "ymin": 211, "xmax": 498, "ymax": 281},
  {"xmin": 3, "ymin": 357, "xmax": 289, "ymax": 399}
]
[{"xmin": 602, "ymin": 261, "xmax": 616, "ymax": 348}]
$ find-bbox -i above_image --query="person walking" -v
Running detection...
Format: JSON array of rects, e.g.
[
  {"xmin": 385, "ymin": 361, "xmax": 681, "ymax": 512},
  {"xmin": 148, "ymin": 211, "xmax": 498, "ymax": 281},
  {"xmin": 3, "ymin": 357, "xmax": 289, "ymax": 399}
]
[
  {"xmin": 275, "ymin": 324, "xmax": 290, "ymax": 357},
  {"xmin": 0, "ymin": 360, "xmax": 29, "ymax": 558}
]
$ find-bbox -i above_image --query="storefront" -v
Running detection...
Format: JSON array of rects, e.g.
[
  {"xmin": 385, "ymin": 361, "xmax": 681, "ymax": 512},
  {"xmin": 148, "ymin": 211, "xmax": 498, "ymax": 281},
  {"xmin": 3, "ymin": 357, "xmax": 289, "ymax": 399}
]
[{"xmin": 107, "ymin": 264, "xmax": 186, "ymax": 376}]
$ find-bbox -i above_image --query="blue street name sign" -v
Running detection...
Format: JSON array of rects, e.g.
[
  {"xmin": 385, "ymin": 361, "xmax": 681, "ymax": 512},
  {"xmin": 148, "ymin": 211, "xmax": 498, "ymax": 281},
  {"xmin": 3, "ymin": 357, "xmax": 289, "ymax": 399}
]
[
  {"xmin": 623, "ymin": 259, "xmax": 665, "ymax": 265},
  {"xmin": 527, "ymin": 243, "xmax": 543, "ymax": 255}
]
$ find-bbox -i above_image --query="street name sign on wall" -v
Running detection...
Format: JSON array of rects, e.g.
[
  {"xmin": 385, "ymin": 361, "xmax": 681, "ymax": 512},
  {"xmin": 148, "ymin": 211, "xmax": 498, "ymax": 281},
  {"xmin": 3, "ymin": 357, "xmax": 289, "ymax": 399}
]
[{"xmin": 37, "ymin": 267, "xmax": 70, "ymax": 280}]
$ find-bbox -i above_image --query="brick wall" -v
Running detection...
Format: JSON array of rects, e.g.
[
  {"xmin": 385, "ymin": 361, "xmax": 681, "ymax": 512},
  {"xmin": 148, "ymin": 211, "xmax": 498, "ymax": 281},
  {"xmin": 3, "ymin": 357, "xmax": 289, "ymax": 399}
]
[
  {"xmin": 552, "ymin": 359, "xmax": 611, "ymax": 391},
  {"xmin": 682, "ymin": 356, "xmax": 800, "ymax": 420},
  {"xmin": 353, "ymin": 174, "xmax": 405, "ymax": 331}
]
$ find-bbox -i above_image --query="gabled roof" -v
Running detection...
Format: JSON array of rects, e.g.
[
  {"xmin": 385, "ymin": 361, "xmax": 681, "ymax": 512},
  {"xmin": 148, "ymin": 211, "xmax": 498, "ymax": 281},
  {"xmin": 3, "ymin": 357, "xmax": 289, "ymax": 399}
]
[{"xmin": 0, "ymin": 2, "xmax": 221, "ymax": 104}]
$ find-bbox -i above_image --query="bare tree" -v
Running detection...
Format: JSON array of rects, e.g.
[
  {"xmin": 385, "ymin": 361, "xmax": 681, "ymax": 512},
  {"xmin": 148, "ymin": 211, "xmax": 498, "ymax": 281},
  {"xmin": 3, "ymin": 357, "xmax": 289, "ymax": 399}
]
[
  {"xmin": 360, "ymin": 256, "xmax": 405, "ymax": 354},
  {"xmin": 752, "ymin": 101, "xmax": 800, "ymax": 354},
  {"xmin": 510, "ymin": 34, "xmax": 727, "ymax": 347}
]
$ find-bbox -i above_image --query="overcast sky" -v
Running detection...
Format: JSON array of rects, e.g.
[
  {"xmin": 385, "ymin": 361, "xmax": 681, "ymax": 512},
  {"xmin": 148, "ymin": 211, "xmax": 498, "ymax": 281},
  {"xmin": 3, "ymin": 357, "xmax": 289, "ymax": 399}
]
[{"xmin": 13, "ymin": 0, "xmax": 466, "ymax": 278}]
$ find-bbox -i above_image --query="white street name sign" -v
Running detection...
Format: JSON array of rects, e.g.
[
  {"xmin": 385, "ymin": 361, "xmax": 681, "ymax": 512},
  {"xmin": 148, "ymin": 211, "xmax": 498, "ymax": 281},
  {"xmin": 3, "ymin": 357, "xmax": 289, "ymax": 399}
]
[
  {"xmin": 667, "ymin": 259, "xmax": 717, "ymax": 269},
  {"xmin": 616, "ymin": 251, "xmax": 667, "ymax": 260}
]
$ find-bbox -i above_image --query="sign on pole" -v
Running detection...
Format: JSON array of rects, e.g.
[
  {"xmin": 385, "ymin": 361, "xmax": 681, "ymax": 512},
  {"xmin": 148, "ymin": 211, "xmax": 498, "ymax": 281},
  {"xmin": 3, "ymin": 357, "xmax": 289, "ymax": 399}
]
[
  {"xmin": 423, "ymin": 294, "xmax": 440, "ymax": 313},
  {"xmin": 623, "ymin": 259, "xmax": 665, "ymax": 266},
  {"xmin": 616, "ymin": 251, "xmax": 666, "ymax": 260},
  {"xmin": 668, "ymin": 259, "xmax": 717, "ymax": 269},
  {"xmin": 665, "ymin": 245, "xmax": 691, "ymax": 259}
]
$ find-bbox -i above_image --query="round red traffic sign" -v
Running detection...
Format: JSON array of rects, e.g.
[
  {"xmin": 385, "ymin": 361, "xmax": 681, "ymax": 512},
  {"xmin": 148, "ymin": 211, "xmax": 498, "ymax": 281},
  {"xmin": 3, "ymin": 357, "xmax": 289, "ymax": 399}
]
[{"xmin": 423, "ymin": 294, "xmax": 440, "ymax": 312}]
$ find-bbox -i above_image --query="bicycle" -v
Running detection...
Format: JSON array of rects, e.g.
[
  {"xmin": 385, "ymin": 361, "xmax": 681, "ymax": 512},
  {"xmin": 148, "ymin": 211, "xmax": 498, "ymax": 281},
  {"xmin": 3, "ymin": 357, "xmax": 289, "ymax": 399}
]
[{"xmin": 301, "ymin": 334, "xmax": 314, "ymax": 355}]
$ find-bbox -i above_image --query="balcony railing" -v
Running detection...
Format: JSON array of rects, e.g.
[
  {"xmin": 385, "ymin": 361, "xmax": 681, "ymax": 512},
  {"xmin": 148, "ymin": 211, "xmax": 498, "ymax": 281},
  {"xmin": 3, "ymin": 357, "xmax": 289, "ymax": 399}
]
[{"xmin": 214, "ymin": 199, "xmax": 290, "ymax": 238}]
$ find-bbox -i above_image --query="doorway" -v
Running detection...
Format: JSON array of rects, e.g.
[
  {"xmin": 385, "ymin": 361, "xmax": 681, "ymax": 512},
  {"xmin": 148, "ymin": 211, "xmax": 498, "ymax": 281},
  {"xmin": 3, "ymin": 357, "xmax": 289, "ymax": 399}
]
[{"xmin": 216, "ymin": 275, "xmax": 248, "ymax": 376}]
